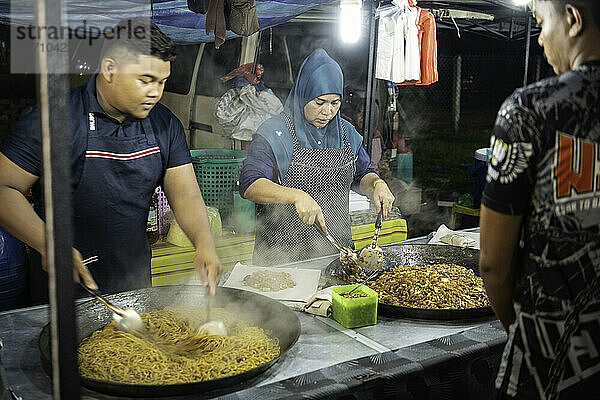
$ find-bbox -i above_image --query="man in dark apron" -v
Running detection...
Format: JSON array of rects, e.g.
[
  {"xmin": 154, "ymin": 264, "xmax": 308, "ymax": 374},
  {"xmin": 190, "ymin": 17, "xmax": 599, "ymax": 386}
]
[
  {"xmin": 0, "ymin": 18, "xmax": 222, "ymax": 302},
  {"xmin": 239, "ymin": 49, "xmax": 395, "ymax": 266}
]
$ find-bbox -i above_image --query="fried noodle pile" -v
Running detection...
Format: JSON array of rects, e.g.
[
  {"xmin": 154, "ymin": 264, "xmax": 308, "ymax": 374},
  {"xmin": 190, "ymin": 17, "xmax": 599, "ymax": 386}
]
[{"xmin": 78, "ymin": 307, "xmax": 280, "ymax": 384}]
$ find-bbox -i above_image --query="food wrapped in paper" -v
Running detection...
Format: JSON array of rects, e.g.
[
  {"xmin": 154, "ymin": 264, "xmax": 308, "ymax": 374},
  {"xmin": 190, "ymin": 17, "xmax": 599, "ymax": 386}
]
[
  {"xmin": 304, "ymin": 287, "xmax": 333, "ymax": 317},
  {"xmin": 439, "ymin": 233, "xmax": 477, "ymax": 248}
]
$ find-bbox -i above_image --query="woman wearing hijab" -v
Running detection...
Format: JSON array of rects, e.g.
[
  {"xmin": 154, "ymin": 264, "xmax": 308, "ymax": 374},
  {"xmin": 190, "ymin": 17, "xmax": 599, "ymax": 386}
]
[{"xmin": 239, "ymin": 49, "xmax": 395, "ymax": 266}]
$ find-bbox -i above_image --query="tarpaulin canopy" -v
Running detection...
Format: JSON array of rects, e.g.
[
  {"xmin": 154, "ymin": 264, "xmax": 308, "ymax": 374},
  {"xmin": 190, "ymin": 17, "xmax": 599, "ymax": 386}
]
[{"xmin": 0, "ymin": 0, "xmax": 336, "ymax": 43}]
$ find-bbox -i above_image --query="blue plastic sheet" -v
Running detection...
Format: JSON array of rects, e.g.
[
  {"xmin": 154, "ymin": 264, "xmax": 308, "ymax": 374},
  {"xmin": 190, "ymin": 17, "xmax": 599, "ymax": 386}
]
[{"xmin": 0, "ymin": 0, "xmax": 335, "ymax": 44}]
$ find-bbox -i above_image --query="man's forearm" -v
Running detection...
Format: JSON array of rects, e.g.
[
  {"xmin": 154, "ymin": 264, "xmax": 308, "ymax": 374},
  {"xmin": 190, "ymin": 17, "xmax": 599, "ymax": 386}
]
[
  {"xmin": 243, "ymin": 178, "xmax": 301, "ymax": 205},
  {"xmin": 0, "ymin": 186, "xmax": 46, "ymax": 255},
  {"xmin": 479, "ymin": 205, "xmax": 522, "ymax": 332}
]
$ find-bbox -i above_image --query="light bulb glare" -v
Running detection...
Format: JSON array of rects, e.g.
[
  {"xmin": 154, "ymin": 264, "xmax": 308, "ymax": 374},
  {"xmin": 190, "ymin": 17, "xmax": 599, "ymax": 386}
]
[{"xmin": 340, "ymin": 4, "xmax": 361, "ymax": 43}]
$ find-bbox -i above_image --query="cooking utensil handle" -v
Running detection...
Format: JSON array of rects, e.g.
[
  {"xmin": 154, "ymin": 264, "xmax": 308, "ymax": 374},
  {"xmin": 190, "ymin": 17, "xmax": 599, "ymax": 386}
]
[
  {"xmin": 375, "ymin": 208, "xmax": 383, "ymax": 230},
  {"xmin": 369, "ymin": 207, "xmax": 384, "ymax": 248},
  {"xmin": 205, "ymin": 285, "xmax": 212, "ymax": 322},
  {"xmin": 347, "ymin": 269, "xmax": 380, "ymax": 296},
  {"xmin": 79, "ymin": 282, "xmax": 101, "ymax": 298},
  {"xmin": 314, "ymin": 223, "xmax": 344, "ymax": 252},
  {"xmin": 79, "ymin": 282, "xmax": 125, "ymax": 316}
]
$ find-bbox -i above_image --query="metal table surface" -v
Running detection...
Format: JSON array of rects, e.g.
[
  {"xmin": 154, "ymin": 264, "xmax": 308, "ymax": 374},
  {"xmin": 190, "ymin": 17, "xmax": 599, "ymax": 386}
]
[{"xmin": 0, "ymin": 232, "xmax": 507, "ymax": 400}]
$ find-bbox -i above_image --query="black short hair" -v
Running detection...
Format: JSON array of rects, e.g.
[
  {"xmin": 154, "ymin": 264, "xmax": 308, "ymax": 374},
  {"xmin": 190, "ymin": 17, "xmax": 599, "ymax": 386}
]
[
  {"xmin": 101, "ymin": 17, "xmax": 176, "ymax": 64},
  {"xmin": 539, "ymin": 0, "xmax": 600, "ymax": 28}
]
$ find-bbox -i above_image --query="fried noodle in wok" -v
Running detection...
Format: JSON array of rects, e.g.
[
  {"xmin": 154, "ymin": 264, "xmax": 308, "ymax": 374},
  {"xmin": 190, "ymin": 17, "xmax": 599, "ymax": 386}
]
[
  {"xmin": 78, "ymin": 307, "xmax": 280, "ymax": 384},
  {"xmin": 366, "ymin": 263, "xmax": 489, "ymax": 309}
]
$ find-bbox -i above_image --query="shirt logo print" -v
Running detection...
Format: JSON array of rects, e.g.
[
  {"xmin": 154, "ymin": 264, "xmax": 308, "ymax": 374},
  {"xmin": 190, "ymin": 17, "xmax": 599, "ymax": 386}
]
[
  {"xmin": 555, "ymin": 132, "xmax": 596, "ymax": 199},
  {"xmin": 487, "ymin": 135, "xmax": 532, "ymax": 185},
  {"xmin": 88, "ymin": 113, "xmax": 96, "ymax": 131}
]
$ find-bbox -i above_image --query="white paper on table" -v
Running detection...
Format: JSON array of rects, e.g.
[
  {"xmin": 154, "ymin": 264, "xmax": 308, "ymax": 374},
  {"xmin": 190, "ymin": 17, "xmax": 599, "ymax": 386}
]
[
  {"xmin": 428, "ymin": 224, "xmax": 480, "ymax": 250},
  {"xmin": 223, "ymin": 263, "xmax": 321, "ymax": 302}
]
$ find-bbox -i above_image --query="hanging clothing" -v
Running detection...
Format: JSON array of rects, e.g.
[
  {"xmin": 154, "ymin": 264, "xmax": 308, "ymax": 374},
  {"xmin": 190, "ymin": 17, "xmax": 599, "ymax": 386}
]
[
  {"xmin": 375, "ymin": 0, "xmax": 420, "ymax": 83},
  {"xmin": 206, "ymin": 0, "xmax": 226, "ymax": 48},
  {"xmin": 403, "ymin": 4, "xmax": 421, "ymax": 82},
  {"xmin": 418, "ymin": 10, "xmax": 438, "ymax": 85},
  {"xmin": 187, "ymin": 0, "xmax": 210, "ymax": 14},
  {"xmin": 399, "ymin": 9, "xmax": 438, "ymax": 86},
  {"xmin": 376, "ymin": 0, "xmax": 438, "ymax": 86},
  {"xmin": 252, "ymin": 113, "xmax": 356, "ymax": 266},
  {"xmin": 375, "ymin": 5, "xmax": 405, "ymax": 83},
  {"xmin": 205, "ymin": 0, "xmax": 259, "ymax": 48},
  {"xmin": 226, "ymin": 0, "xmax": 260, "ymax": 37}
]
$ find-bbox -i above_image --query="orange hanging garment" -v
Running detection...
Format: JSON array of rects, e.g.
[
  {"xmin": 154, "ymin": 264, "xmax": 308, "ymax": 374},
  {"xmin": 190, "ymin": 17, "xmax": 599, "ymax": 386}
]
[{"xmin": 417, "ymin": 9, "xmax": 438, "ymax": 85}]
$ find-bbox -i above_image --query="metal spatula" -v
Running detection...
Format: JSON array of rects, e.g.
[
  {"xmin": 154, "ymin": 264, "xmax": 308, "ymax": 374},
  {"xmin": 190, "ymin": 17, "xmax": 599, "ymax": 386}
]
[
  {"xmin": 196, "ymin": 285, "xmax": 227, "ymax": 336},
  {"xmin": 357, "ymin": 209, "xmax": 384, "ymax": 270}
]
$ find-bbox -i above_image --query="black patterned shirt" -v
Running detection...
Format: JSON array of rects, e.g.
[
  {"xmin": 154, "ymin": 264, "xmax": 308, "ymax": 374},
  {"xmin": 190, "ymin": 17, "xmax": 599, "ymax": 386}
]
[{"xmin": 482, "ymin": 61, "xmax": 600, "ymax": 399}]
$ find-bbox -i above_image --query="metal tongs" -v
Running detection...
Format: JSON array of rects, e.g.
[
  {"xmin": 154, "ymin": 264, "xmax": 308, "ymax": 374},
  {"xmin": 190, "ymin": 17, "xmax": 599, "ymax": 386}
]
[
  {"xmin": 78, "ymin": 256, "xmax": 145, "ymax": 333},
  {"xmin": 314, "ymin": 223, "xmax": 359, "ymax": 278},
  {"xmin": 357, "ymin": 208, "xmax": 384, "ymax": 270},
  {"xmin": 344, "ymin": 269, "xmax": 380, "ymax": 296},
  {"xmin": 79, "ymin": 283, "xmax": 145, "ymax": 333}
]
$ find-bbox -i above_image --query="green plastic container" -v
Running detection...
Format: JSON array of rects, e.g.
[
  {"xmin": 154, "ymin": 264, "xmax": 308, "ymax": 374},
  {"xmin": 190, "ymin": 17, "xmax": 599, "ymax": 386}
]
[
  {"xmin": 331, "ymin": 284, "xmax": 378, "ymax": 328},
  {"xmin": 190, "ymin": 149, "xmax": 247, "ymax": 221}
]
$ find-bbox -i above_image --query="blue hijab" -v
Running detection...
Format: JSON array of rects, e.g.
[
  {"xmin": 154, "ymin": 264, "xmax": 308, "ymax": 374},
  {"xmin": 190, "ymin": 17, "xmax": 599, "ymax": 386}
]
[{"xmin": 256, "ymin": 48, "xmax": 363, "ymax": 179}]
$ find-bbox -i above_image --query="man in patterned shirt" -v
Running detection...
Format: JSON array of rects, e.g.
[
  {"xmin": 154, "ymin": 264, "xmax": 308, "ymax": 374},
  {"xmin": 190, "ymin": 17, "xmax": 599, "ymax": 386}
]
[{"xmin": 479, "ymin": 0, "xmax": 600, "ymax": 399}]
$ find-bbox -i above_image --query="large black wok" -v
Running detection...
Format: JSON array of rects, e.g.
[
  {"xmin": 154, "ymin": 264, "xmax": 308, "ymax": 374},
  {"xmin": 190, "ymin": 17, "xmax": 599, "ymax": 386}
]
[
  {"xmin": 39, "ymin": 286, "xmax": 301, "ymax": 397},
  {"xmin": 323, "ymin": 243, "xmax": 493, "ymax": 320}
]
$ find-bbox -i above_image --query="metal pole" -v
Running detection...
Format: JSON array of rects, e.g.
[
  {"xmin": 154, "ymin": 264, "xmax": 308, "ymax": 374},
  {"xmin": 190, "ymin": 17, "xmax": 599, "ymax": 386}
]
[
  {"xmin": 252, "ymin": 30, "xmax": 263, "ymax": 74},
  {"xmin": 523, "ymin": 13, "xmax": 532, "ymax": 86},
  {"xmin": 35, "ymin": 0, "xmax": 79, "ymax": 398},
  {"xmin": 509, "ymin": 14, "xmax": 515, "ymax": 40},
  {"xmin": 363, "ymin": 0, "xmax": 378, "ymax": 156},
  {"xmin": 453, "ymin": 55, "xmax": 462, "ymax": 132}
]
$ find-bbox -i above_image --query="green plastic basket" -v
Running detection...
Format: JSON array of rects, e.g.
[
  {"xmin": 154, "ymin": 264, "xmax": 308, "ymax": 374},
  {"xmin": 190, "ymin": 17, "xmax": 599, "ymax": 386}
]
[{"xmin": 190, "ymin": 149, "xmax": 247, "ymax": 220}]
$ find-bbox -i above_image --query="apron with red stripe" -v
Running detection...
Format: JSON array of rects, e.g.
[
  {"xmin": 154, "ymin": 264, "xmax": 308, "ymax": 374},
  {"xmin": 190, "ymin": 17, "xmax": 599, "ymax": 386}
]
[{"xmin": 69, "ymin": 112, "xmax": 163, "ymax": 293}]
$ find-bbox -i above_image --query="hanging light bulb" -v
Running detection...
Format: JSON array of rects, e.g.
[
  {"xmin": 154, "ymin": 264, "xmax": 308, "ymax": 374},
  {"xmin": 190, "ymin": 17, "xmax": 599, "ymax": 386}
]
[{"xmin": 340, "ymin": 0, "xmax": 362, "ymax": 43}]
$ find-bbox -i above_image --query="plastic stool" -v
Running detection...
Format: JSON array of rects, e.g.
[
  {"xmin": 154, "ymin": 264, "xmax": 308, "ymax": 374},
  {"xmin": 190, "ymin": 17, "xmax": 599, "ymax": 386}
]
[{"xmin": 449, "ymin": 203, "xmax": 480, "ymax": 229}]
